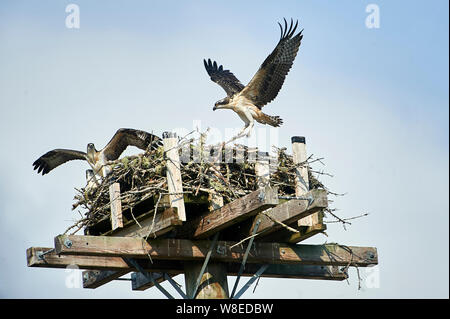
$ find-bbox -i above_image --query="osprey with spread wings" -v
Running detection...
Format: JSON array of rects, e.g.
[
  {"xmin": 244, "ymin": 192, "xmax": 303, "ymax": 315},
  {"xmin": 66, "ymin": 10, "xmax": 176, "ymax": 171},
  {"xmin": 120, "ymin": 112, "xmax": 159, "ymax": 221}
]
[
  {"xmin": 204, "ymin": 18, "xmax": 303, "ymax": 139},
  {"xmin": 33, "ymin": 128, "xmax": 162, "ymax": 178}
]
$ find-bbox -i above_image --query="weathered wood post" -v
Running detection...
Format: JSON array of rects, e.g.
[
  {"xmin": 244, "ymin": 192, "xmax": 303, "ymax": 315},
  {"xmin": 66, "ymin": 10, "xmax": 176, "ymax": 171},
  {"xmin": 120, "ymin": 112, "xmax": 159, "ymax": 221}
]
[
  {"xmin": 291, "ymin": 136, "xmax": 320, "ymax": 227},
  {"xmin": 184, "ymin": 262, "xmax": 229, "ymax": 299},
  {"xmin": 109, "ymin": 181, "xmax": 123, "ymax": 231},
  {"xmin": 184, "ymin": 143, "xmax": 229, "ymax": 299},
  {"xmin": 163, "ymin": 132, "xmax": 186, "ymax": 222}
]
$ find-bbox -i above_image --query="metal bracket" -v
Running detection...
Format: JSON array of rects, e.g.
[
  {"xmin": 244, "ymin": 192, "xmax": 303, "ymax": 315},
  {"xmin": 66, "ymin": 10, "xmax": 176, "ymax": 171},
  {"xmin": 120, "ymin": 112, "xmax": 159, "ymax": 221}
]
[
  {"xmin": 230, "ymin": 219, "xmax": 261, "ymax": 298},
  {"xmin": 37, "ymin": 248, "xmax": 55, "ymax": 260},
  {"xmin": 190, "ymin": 232, "xmax": 220, "ymax": 299},
  {"xmin": 124, "ymin": 258, "xmax": 175, "ymax": 299},
  {"xmin": 232, "ymin": 264, "xmax": 269, "ymax": 299},
  {"xmin": 216, "ymin": 244, "xmax": 226, "ymax": 255},
  {"xmin": 162, "ymin": 273, "xmax": 188, "ymax": 299},
  {"xmin": 63, "ymin": 238, "xmax": 73, "ymax": 249}
]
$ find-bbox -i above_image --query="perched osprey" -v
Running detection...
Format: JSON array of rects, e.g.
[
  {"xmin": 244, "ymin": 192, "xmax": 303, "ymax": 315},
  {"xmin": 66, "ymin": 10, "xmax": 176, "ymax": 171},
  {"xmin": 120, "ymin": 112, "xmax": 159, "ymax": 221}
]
[
  {"xmin": 204, "ymin": 18, "xmax": 303, "ymax": 139},
  {"xmin": 33, "ymin": 128, "xmax": 162, "ymax": 177}
]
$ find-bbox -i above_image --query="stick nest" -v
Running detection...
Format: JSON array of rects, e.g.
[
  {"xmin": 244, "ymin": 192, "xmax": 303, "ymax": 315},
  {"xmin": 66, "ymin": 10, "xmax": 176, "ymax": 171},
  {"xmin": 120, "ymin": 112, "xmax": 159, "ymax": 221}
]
[{"xmin": 71, "ymin": 142, "xmax": 327, "ymax": 232}]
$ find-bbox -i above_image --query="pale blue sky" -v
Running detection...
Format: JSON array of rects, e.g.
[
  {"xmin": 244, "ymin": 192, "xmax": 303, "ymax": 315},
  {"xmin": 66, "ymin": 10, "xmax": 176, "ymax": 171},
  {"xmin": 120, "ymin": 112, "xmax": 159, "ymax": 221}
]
[{"xmin": 0, "ymin": 1, "xmax": 448, "ymax": 298}]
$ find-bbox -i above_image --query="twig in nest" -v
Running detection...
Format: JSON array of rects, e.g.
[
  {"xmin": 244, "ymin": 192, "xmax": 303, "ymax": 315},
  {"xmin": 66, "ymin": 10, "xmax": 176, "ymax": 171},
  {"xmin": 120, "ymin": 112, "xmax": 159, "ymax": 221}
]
[
  {"xmin": 145, "ymin": 193, "xmax": 163, "ymax": 241},
  {"xmin": 230, "ymin": 232, "xmax": 261, "ymax": 249},
  {"xmin": 325, "ymin": 209, "xmax": 369, "ymax": 230},
  {"xmin": 261, "ymin": 210, "xmax": 300, "ymax": 234},
  {"xmin": 129, "ymin": 208, "xmax": 142, "ymax": 229}
]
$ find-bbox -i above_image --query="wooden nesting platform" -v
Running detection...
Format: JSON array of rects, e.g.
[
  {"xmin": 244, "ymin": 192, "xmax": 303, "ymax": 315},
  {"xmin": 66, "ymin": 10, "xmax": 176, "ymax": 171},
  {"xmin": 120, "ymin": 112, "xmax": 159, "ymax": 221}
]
[{"xmin": 26, "ymin": 133, "xmax": 378, "ymax": 298}]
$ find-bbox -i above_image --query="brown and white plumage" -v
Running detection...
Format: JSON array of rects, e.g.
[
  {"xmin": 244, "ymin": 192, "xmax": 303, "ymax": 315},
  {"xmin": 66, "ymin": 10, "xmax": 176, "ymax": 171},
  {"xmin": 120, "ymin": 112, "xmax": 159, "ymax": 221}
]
[
  {"xmin": 33, "ymin": 128, "xmax": 162, "ymax": 177},
  {"xmin": 204, "ymin": 18, "xmax": 303, "ymax": 139}
]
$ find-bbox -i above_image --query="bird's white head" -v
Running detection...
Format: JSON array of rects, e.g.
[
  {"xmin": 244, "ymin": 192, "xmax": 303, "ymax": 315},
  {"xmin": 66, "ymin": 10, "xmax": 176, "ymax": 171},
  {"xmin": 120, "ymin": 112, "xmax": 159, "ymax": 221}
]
[
  {"xmin": 213, "ymin": 97, "xmax": 231, "ymax": 111},
  {"xmin": 86, "ymin": 143, "xmax": 97, "ymax": 161}
]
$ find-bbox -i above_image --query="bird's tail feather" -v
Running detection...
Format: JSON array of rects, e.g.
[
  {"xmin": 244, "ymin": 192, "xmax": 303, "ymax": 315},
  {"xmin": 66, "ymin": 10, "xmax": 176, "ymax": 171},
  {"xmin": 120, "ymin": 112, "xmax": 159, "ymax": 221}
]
[{"xmin": 257, "ymin": 112, "xmax": 283, "ymax": 127}]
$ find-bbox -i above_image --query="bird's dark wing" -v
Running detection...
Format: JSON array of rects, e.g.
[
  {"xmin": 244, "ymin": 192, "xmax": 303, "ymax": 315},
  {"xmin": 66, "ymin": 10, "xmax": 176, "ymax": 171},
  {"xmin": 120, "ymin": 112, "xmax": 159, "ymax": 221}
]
[
  {"xmin": 241, "ymin": 18, "xmax": 303, "ymax": 108},
  {"xmin": 33, "ymin": 149, "xmax": 87, "ymax": 175},
  {"xmin": 102, "ymin": 128, "xmax": 163, "ymax": 160},
  {"xmin": 203, "ymin": 58, "xmax": 245, "ymax": 97}
]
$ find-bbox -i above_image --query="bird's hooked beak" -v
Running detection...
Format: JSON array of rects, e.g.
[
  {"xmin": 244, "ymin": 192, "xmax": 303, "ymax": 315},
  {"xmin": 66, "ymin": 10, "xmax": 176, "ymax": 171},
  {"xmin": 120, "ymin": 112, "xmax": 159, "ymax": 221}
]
[{"xmin": 213, "ymin": 97, "xmax": 229, "ymax": 111}]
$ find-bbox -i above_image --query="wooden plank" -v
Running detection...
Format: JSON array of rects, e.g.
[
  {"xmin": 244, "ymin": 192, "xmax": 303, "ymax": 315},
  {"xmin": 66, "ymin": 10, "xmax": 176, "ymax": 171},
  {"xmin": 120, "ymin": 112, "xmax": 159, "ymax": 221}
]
[
  {"xmin": 109, "ymin": 182, "xmax": 123, "ymax": 230},
  {"xmin": 240, "ymin": 264, "xmax": 346, "ymax": 280},
  {"xmin": 27, "ymin": 247, "xmax": 347, "ymax": 284},
  {"xmin": 27, "ymin": 247, "xmax": 129, "ymax": 270},
  {"xmin": 104, "ymin": 207, "xmax": 181, "ymax": 238},
  {"xmin": 163, "ymin": 132, "xmax": 186, "ymax": 222},
  {"xmin": 176, "ymin": 186, "xmax": 278, "ymax": 239},
  {"xmin": 55, "ymin": 235, "xmax": 378, "ymax": 267},
  {"xmin": 27, "ymin": 246, "xmax": 347, "ymax": 292},
  {"xmin": 237, "ymin": 189, "xmax": 327, "ymax": 240},
  {"xmin": 27, "ymin": 247, "xmax": 129, "ymax": 289}
]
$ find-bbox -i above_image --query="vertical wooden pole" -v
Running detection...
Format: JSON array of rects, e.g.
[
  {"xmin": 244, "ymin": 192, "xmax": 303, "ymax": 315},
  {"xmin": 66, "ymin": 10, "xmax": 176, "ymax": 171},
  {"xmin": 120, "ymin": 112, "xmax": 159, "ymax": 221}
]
[
  {"xmin": 163, "ymin": 132, "xmax": 186, "ymax": 222},
  {"xmin": 184, "ymin": 156, "xmax": 229, "ymax": 299},
  {"xmin": 184, "ymin": 262, "xmax": 229, "ymax": 299},
  {"xmin": 292, "ymin": 136, "xmax": 309, "ymax": 195},
  {"xmin": 291, "ymin": 136, "xmax": 320, "ymax": 227},
  {"xmin": 109, "ymin": 182, "xmax": 123, "ymax": 230}
]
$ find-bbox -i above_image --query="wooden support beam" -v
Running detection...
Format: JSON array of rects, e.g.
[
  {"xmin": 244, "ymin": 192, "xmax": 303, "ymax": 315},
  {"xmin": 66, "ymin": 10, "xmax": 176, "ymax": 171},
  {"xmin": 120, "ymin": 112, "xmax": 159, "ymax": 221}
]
[
  {"xmin": 163, "ymin": 132, "xmax": 186, "ymax": 222},
  {"xmin": 27, "ymin": 247, "xmax": 129, "ymax": 270},
  {"xmin": 104, "ymin": 207, "xmax": 181, "ymax": 238},
  {"xmin": 176, "ymin": 186, "xmax": 278, "ymax": 239},
  {"xmin": 237, "ymin": 189, "xmax": 327, "ymax": 240},
  {"xmin": 27, "ymin": 247, "xmax": 183, "ymax": 272},
  {"xmin": 109, "ymin": 182, "xmax": 123, "ymax": 230},
  {"xmin": 55, "ymin": 235, "xmax": 378, "ymax": 267},
  {"xmin": 26, "ymin": 247, "xmax": 347, "ymax": 290}
]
